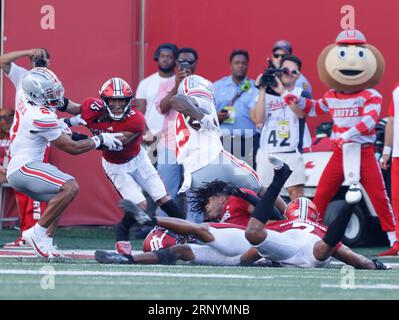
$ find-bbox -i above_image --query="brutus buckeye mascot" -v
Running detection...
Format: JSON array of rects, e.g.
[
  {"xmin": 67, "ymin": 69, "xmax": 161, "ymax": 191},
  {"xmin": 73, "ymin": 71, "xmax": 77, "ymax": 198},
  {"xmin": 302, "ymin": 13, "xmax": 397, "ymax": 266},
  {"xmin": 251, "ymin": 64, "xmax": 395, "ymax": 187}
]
[{"xmin": 284, "ymin": 29, "xmax": 396, "ymax": 255}]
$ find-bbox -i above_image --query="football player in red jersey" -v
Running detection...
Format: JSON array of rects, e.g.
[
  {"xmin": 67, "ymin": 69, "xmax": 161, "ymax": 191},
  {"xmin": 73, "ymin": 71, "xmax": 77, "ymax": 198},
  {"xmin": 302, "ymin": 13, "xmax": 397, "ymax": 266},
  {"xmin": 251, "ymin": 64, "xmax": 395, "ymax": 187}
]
[
  {"xmin": 79, "ymin": 78, "xmax": 184, "ymax": 255},
  {"xmin": 245, "ymin": 158, "xmax": 390, "ymax": 269},
  {"xmin": 95, "ymin": 156, "xmax": 389, "ymax": 270},
  {"xmin": 189, "ymin": 180, "xmax": 282, "ymax": 227}
]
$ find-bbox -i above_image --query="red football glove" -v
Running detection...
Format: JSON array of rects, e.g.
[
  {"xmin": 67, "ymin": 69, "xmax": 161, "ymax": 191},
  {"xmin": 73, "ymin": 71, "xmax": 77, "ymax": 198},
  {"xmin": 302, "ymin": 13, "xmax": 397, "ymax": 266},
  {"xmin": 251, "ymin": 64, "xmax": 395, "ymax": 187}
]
[{"xmin": 283, "ymin": 94, "xmax": 299, "ymax": 105}]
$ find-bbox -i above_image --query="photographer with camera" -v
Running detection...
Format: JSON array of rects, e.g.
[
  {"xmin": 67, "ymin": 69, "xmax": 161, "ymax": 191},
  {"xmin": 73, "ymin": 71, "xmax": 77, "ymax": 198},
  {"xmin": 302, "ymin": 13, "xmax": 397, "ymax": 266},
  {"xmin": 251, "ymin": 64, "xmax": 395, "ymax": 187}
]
[
  {"xmin": 250, "ymin": 55, "xmax": 311, "ymax": 200},
  {"xmin": 213, "ymin": 49, "xmax": 260, "ymax": 169},
  {"xmin": 261, "ymin": 40, "xmax": 312, "ymax": 97}
]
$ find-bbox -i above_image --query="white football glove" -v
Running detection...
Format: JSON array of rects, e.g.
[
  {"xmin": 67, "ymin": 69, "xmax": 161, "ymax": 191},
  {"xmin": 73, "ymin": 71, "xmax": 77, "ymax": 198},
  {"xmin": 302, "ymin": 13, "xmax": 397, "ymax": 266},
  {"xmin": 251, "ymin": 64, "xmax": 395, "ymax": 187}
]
[
  {"xmin": 66, "ymin": 114, "xmax": 87, "ymax": 127},
  {"xmin": 99, "ymin": 133, "xmax": 123, "ymax": 151},
  {"xmin": 57, "ymin": 119, "xmax": 72, "ymax": 135},
  {"xmin": 200, "ymin": 114, "xmax": 218, "ymax": 131}
]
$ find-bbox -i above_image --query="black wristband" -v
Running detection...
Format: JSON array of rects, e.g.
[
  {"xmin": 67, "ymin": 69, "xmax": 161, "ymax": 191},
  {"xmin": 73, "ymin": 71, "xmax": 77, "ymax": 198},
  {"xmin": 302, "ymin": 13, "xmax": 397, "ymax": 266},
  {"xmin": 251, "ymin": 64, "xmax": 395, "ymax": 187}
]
[
  {"xmin": 58, "ymin": 97, "xmax": 69, "ymax": 112},
  {"xmin": 63, "ymin": 118, "xmax": 72, "ymax": 127}
]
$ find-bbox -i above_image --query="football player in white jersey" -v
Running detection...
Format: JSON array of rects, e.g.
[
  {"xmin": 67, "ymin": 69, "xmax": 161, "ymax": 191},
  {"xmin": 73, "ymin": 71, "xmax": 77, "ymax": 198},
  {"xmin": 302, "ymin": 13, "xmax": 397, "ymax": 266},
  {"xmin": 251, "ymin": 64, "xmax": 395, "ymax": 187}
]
[
  {"xmin": 169, "ymin": 75, "xmax": 286, "ymax": 222},
  {"xmin": 7, "ymin": 68, "xmax": 122, "ymax": 258}
]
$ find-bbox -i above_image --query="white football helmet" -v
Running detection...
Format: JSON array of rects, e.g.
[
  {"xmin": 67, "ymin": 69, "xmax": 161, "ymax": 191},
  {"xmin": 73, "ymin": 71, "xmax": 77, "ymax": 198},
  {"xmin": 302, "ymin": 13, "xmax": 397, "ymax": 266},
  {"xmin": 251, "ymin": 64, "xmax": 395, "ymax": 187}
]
[
  {"xmin": 177, "ymin": 74, "xmax": 214, "ymax": 98},
  {"xmin": 22, "ymin": 68, "xmax": 65, "ymax": 109}
]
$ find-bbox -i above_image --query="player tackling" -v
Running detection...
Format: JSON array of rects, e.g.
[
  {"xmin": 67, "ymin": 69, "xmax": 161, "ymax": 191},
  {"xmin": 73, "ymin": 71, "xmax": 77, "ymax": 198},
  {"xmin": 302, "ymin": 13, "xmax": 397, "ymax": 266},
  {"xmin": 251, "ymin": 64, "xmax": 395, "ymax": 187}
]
[{"xmin": 7, "ymin": 68, "xmax": 122, "ymax": 258}]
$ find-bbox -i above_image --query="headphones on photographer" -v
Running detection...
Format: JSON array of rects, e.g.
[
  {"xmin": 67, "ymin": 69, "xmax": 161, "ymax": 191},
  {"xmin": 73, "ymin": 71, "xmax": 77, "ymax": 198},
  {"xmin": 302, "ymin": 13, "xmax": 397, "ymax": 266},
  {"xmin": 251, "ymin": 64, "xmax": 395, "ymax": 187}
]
[{"xmin": 154, "ymin": 43, "xmax": 178, "ymax": 61}]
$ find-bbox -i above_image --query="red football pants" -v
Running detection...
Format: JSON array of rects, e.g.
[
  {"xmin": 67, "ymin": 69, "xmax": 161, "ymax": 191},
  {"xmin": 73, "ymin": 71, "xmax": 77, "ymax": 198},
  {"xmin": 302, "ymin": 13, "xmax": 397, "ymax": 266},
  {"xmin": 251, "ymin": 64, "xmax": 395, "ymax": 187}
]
[
  {"xmin": 391, "ymin": 158, "xmax": 399, "ymax": 240},
  {"xmin": 314, "ymin": 145, "xmax": 395, "ymax": 232},
  {"xmin": 15, "ymin": 191, "xmax": 47, "ymax": 234}
]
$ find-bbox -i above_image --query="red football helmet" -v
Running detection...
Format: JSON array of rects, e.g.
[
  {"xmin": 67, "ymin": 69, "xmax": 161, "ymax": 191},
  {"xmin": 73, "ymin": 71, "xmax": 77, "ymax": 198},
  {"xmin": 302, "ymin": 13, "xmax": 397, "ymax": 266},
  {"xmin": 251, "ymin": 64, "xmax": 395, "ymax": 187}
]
[
  {"xmin": 99, "ymin": 77, "xmax": 134, "ymax": 120},
  {"xmin": 284, "ymin": 197, "xmax": 319, "ymax": 222},
  {"xmin": 143, "ymin": 226, "xmax": 184, "ymax": 252}
]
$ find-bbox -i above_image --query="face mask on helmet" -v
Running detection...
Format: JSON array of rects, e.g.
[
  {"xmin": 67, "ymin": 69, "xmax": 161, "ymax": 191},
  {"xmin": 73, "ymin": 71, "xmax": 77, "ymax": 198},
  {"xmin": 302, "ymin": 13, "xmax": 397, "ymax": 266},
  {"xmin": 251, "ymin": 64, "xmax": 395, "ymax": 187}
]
[
  {"xmin": 103, "ymin": 97, "xmax": 132, "ymax": 120},
  {"xmin": 22, "ymin": 68, "xmax": 65, "ymax": 110},
  {"xmin": 99, "ymin": 77, "xmax": 134, "ymax": 120},
  {"xmin": 284, "ymin": 197, "xmax": 319, "ymax": 222}
]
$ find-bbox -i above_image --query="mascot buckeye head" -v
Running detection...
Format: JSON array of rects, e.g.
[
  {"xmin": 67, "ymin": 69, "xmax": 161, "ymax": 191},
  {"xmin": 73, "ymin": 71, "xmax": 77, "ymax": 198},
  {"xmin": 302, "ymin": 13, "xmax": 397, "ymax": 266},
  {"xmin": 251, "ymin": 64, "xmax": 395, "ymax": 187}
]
[{"xmin": 317, "ymin": 29, "xmax": 385, "ymax": 92}]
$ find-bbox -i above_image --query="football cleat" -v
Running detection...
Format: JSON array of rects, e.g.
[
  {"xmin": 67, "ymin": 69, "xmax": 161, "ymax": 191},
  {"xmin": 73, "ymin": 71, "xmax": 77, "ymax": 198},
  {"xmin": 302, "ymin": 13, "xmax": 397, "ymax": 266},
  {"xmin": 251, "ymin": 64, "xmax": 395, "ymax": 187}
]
[
  {"xmin": 42, "ymin": 236, "xmax": 63, "ymax": 258},
  {"xmin": 345, "ymin": 184, "xmax": 362, "ymax": 205},
  {"xmin": 268, "ymin": 154, "xmax": 292, "ymax": 186},
  {"xmin": 2, "ymin": 238, "xmax": 30, "ymax": 249},
  {"xmin": 115, "ymin": 241, "xmax": 132, "ymax": 255},
  {"xmin": 378, "ymin": 242, "xmax": 399, "ymax": 257},
  {"xmin": 22, "ymin": 227, "xmax": 54, "ymax": 258},
  {"xmin": 119, "ymin": 199, "xmax": 153, "ymax": 225},
  {"xmin": 268, "ymin": 154, "xmax": 285, "ymax": 170},
  {"xmin": 95, "ymin": 250, "xmax": 133, "ymax": 264},
  {"xmin": 373, "ymin": 259, "xmax": 393, "ymax": 270}
]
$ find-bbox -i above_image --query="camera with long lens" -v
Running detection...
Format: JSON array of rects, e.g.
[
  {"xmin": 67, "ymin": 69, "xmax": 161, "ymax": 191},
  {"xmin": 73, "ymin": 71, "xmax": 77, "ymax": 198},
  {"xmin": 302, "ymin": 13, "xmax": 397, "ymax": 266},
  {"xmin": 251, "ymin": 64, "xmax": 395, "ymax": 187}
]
[
  {"xmin": 258, "ymin": 67, "xmax": 281, "ymax": 89},
  {"xmin": 255, "ymin": 59, "xmax": 281, "ymax": 95},
  {"xmin": 33, "ymin": 55, "xmax": 48, "ymax": 68}
]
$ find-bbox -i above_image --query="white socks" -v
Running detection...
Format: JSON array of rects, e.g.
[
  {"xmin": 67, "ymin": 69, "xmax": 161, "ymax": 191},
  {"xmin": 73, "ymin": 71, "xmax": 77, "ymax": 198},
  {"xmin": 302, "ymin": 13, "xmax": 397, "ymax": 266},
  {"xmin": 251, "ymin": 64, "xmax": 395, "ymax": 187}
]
[{"xmin": 34, "ymin": 223, "xmax": 48, "ymax": 237}]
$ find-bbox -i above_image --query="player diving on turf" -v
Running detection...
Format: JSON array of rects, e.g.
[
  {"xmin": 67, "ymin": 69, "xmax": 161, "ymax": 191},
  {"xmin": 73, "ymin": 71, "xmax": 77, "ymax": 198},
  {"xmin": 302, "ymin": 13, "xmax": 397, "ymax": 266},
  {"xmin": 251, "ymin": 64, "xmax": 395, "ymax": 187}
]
[{"xmin": 95, "ymin": 155, "xmax": 390, "ymax": 270}]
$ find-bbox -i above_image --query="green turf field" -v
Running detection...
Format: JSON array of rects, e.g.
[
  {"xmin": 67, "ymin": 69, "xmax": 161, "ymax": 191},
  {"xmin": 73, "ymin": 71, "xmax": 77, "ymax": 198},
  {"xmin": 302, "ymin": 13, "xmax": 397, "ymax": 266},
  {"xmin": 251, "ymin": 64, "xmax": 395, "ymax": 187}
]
[{"xmin": 0, "ymin": 228, "xmax": 398, "ymax": 300}]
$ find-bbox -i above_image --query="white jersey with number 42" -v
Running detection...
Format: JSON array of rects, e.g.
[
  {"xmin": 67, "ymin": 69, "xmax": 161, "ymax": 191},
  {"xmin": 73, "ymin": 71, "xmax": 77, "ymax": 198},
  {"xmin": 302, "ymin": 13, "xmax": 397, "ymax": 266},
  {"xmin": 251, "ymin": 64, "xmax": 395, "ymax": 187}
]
[
  {"xmin": 260, "ymin": 87, "xmax": 304, "ymax": 153},
  {"xmin": 7, "ymin": 96, "xmax": 62, "ymax": 177},
  {"xmin": 175, "ymin": 75, "xmax": 223, "ymax": 174}
]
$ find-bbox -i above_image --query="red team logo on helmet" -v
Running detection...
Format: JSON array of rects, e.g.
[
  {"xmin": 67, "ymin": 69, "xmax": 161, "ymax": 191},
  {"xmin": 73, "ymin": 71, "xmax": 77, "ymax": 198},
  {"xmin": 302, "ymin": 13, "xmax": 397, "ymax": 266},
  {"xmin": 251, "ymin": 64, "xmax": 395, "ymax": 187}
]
[
  {"xmin": 143, "ymin": 227, "xmax": 184, "ymax": 252},
  {"xmin": 99, "ymin": 77, "xmax": 134, "ymax": 120},
  {"xmin": 284, "ymin": 197, "xmax": 319, "ymax": 222}
]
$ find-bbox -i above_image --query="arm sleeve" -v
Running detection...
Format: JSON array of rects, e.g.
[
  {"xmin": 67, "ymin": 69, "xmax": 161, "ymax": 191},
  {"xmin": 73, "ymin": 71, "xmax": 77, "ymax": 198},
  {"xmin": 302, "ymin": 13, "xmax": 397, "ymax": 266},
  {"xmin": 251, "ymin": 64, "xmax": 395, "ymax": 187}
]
[
  {"xmin": 80, "ymin": 98, "xmax": 103, "ymax": 122},
  {"xmin": 30, "ymin": 110, "xmax": 62, "ymax": 141},
  {"xmin": 7, "ymin": 63, "xmax": 28, "ymax": 88},
  {"xmin": 294, "ymin": 92, "xmax": 330, "ymax": 117},
  {"xmin": 187, "ymin": 89, "xmax": 214, "ymax": 115},
  {"xmin": 341, "ymin": 92, "xmax": 381, "ymax": 141},
  {"xmin": 37, "ymin": 128, "xmax": 62, "ymax": 141}
]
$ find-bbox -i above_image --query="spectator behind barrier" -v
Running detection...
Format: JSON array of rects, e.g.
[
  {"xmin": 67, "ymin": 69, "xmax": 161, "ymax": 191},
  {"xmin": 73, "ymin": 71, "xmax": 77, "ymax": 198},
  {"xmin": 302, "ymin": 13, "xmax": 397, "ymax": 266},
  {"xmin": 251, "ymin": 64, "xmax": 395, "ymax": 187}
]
[
  {"xmin": 251, "ymin": 55, "xmax": 311, "ymax": 200},
  {"xmin": 213, "ymin": 49, "xmax": 260, "ymax": 169},
  {"xmin": 135, "ymin": 43, "xmax": 178, "ymax": 162},
  {"xmin": 264, "ymin": 40, "xmax": 312, "ymax": 97}
]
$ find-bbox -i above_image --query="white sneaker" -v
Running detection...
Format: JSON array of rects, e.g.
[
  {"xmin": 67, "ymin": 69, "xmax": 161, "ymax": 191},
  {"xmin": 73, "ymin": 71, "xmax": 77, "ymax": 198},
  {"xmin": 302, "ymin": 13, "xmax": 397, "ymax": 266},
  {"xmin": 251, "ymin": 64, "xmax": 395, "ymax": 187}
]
[
  {"xmin": 22, "ymin": 227, "xmax": 55, "ymax": 258},
  {"xmin": 42, "ymin": 236, "xmax": 63, "ymax": 258},
  {"xmin": 345, "ymin": 184, "xmax": 362, "ymax": 205}
]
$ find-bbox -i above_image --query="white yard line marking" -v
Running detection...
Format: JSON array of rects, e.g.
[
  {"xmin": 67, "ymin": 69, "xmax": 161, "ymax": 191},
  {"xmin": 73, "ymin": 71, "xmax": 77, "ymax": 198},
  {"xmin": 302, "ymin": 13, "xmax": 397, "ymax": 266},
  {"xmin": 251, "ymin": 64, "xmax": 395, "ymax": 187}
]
[
  {"xmin": 0, "ymin": 269, "xmax": 272, "ymax": 280},
  {"xmin": 321, "ymin": 284, "xmax": 399, "ymax": 290},
  {"xmin": 330, "ymin": 261, "xmax": 399, "ymax": 267}
]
